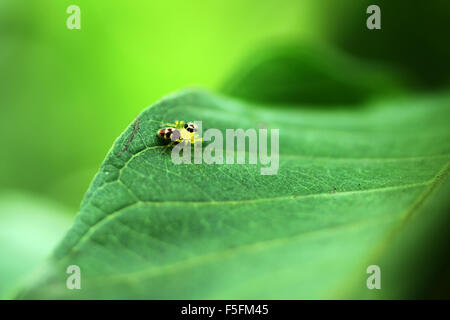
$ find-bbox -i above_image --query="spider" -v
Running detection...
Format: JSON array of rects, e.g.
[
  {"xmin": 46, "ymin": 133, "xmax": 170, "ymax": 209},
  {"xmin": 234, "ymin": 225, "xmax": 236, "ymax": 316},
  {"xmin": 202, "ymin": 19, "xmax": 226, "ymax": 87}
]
[{"xmin": 157, "ymin": 121, "xmax": 202, "ymax": 146}]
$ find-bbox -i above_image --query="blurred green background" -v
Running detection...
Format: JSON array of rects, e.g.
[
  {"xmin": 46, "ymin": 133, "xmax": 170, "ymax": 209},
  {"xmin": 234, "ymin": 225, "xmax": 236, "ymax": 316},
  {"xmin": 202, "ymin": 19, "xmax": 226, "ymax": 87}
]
[
  {"xmin": 0, "ymin": 0, "xmax": 449, "ymax": 298},
  {"xmin": 0, "ymin": 0, "xmax": 318, "ymax": 209}
]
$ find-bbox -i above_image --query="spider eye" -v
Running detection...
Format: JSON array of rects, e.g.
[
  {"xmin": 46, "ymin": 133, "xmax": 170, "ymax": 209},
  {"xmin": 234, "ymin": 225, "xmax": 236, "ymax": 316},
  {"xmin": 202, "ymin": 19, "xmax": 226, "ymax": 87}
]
[{"xmin": 189, "ymin": 122, "xmax": 198, "ymax": 132}]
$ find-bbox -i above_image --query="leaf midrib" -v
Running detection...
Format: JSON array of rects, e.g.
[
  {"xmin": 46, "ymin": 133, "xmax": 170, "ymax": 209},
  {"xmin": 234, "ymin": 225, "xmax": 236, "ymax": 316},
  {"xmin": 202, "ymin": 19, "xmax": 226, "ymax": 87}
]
[
  {"xmin": 66, "ymin": 180, "xmax": 432, "ymax": 259},
  {"xmin": 71, "ymin": 161, "xmax": 450, "ymax": 293},
  {"xmin": 81, "ymin": 214, "xmax": 400, "ymax": 287}
]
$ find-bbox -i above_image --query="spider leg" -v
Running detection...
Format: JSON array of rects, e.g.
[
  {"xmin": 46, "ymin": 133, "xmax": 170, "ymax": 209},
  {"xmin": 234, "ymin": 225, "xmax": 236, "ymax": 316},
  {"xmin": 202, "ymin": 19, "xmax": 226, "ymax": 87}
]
[
  {"xmin": 190, "ymin": 134, "xmax": 203, "ymax": 144},
  {"xmin": 165, "ymin": 121, "xmax": 185, "ymax": 129},
  {"xmin": 176, "ymin": 121, "xmax": 185, "ymax": 129},
  {"xmin": 165, "ymin": 141, "xmax": 176, "ymax": 148},
  {"xmin": 192, "ymin": 132, "xmax": 203, "ymax": 144}
]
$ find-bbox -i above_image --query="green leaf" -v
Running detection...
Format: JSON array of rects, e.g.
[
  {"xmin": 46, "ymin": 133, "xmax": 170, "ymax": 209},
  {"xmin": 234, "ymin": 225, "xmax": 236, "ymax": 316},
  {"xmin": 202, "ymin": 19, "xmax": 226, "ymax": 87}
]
[{"xmin": 18, "ymin": 89, "xmax": 450, "ymax": 299}]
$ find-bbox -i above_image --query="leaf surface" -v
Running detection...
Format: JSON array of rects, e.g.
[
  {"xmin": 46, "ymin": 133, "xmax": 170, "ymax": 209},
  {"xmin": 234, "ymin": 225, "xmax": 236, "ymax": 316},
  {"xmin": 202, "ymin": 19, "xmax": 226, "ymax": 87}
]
[{"xmin": 19, "ymin": 90, "xmax": 450, "ymax": 299}]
